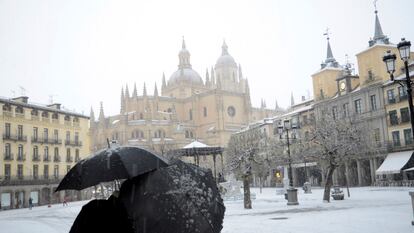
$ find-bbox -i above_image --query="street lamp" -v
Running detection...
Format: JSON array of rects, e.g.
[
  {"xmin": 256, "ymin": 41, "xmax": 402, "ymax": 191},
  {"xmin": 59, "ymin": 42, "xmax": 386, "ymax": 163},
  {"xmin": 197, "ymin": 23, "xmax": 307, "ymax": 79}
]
[
  {"xmin": 278, "ymin": 119, "xmax": 299, "ymax": 205},
  {"xmin": 383, "ymin": 38, "xmax": 414, "ymax": 138}
]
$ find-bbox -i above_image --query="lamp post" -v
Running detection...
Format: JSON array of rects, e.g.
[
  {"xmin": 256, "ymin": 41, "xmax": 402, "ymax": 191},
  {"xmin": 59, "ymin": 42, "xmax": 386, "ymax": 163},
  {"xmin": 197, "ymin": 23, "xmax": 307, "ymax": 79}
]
[
  {"xmin": 383, "ymin": 38, "xmax": 414, "ymax": 138},
  {"xmin": 278, "ymin": 119, "xmax": 299, "ymax": 205}
]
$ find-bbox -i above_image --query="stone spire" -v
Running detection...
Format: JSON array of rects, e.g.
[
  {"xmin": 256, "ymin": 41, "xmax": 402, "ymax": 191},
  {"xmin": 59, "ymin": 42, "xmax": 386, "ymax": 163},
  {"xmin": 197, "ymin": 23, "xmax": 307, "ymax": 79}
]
[
  {"xmin": 211, "ymin": 67, "xmax": 215, "ymax": 86},
  {"xmin": 275, "ymin": 99, "xmax": 279, "ymax": 110},
  {"xmin": 120, "ymin": 86, "xmax": 125, "ymax": 113},
  {"xmin": 321, "ymin": 29, "xmax": 339, "ymax": 69},
  {"xmin": 132, "ymin": 83, "xmax": 137, "ymax": 97},
  {"xmin": 90, "ymin": 106, "xmax": 95, "ymax": 122},
  {"xmin": 162, "ymin": 73, "xmax": 167, "ymax": 89},
  {"xmin": 290, "ymin": 92, "xmax": 295, "ymax": 106},
  {"xmin": 154, "ymin": 83, "xmax": 158, "ymax": 97},
  {"xmin": 205, "ymin": 69, "xmax": 210, "ymax": 87},
  {"xmin": 368, "ymin": 3, "xmax": 389, "ymax": 47},
  {"xmin": 221, "ymin": 40, "xmax": 229, "ymax": 55},
  {"xmin": 178, "ymin": 37, "xmax": 191, "ymax": 69},
  {"xmin": 125, "ymin": 84, "xmax": 130, "ymax": 98},
  {"xmin": 238, "ymin": 64, "xmax": 243, "ymax": 81},
  {"xmin": 99, "ymin": 102, "xmax": 105, "ymax": 121}
]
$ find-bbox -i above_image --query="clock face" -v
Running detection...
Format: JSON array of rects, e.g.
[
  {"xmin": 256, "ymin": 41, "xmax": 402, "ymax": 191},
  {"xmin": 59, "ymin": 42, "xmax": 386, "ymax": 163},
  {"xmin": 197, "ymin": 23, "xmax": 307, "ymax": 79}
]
[
  {"xmin": 340, "ymin": 82, "xmax": 346, "ymax": 91},
  {"xmin": 227, "ymin": 106, "xmax": 236, "ymax": 117}
]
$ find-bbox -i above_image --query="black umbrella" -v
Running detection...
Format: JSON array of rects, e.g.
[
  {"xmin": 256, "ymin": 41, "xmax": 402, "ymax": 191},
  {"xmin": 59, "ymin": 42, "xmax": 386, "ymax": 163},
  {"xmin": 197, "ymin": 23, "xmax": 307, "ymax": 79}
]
[
  {"xmin": 118, "ymin": 159, "xmax": 225, "ymax": 233},
  {"xmin": 56, "ymin": 146, "xmax": 169, "ymax": 191}
]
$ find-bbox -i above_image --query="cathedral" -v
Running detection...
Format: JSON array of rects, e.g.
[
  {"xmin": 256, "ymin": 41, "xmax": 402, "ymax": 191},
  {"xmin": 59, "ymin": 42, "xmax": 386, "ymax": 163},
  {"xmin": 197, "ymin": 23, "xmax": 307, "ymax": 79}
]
[{"xmin": 89, "ymin": 39, "xmax": 282, "ymax": 153}]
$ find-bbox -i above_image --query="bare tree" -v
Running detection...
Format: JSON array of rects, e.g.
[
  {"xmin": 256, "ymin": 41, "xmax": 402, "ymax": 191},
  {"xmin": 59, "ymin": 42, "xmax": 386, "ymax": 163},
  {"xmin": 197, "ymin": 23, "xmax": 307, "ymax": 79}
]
[
  {"xmin": 308, "ymin": 112, "xmax": 375, "ymax": 202},
  {"xmin": 226, "ymin": 128, "xmax": 266, "ymax": 209}
]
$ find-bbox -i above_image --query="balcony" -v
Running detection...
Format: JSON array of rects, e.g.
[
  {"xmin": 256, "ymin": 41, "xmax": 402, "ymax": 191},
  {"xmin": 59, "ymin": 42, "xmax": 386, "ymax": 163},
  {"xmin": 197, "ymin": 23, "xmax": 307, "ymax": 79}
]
[
  {"xmin": 399, "ymin": 95, "xmax": 408, "ymax": 102},
  {"xmin": 387, "ymin": 140, "xmax": 414, "ymax": 152},
  {"xmin": 4, "ymin": 153, "xmax": 14, "ymax": 161},
  {"xmin": 3, "ymin": 134, "xmax": 27, "ymax": 142},
  {"xmin": 53, "ymin": 155, "xmax": 61, "ymax": 162},
  {"xmin": 387, "ymin": 98, "xmax": 396, "ymax": 104},
  {"xmin": 0, "ymin": 176, "xmax": 63, "ymax": 186},
  {"xmin": 32, "ymin": 155, "xmax": 41, "ymax": 162},
  {"xmin": 43, "ymin": 155, "xmax": 50, "ymax": 162},
  {"xmin": 16, "ymin": 154, "xmax": 26, "ymax": 161},
  {"xmin": 65, "ymin": 140, "xmax": 82, "ymax": 147},
  {"xmin": 66, "ymin": 156, "xmax": 73, "ymax": 163},
  {"xmin": 31, "ymin": 137, "xmax": 62, "ymax": 145}
]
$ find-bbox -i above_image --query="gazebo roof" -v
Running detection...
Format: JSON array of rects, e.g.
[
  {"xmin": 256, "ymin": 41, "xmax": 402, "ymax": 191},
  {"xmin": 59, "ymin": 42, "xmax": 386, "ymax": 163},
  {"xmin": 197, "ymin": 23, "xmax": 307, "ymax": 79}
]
[
  {"xmin": 183, "ymin": 140, "xmax": 211, "ymax": 149},
  {"xmin": 170, "ymin": 140, "xmax": 224, "ymax": 157}
]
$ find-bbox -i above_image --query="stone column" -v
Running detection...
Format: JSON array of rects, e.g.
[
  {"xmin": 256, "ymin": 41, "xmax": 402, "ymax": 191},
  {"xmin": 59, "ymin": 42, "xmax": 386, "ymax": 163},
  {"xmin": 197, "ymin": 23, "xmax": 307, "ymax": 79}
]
[
  {"xmin": 369, "ymin": 159, "xmax": 376, "ymax": 185},
  {"xmin": 24, "ymin": 189, "xmax": 31, "ymax": 208},
  {"xmin": 356, "ymin": 160, "xmax": 363, "ymax": 186},
  {"xmin": 10, "ymin": 191, "xmax": 15, "ymax": 209}
]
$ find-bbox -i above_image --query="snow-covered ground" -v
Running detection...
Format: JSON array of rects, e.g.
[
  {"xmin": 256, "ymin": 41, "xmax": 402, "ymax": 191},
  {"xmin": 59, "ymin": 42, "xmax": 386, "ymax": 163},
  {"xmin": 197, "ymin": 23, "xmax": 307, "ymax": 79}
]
[{"xmin": 0, "ymin": 187, "xmax": 412, "ymax": 233}]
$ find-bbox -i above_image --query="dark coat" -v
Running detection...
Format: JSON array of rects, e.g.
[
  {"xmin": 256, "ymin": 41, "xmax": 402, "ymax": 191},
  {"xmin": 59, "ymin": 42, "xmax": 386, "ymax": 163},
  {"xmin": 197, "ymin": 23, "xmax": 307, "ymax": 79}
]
[{"xmin": 69, "ymin": 196, "xmax": 133, "ymax": 233}]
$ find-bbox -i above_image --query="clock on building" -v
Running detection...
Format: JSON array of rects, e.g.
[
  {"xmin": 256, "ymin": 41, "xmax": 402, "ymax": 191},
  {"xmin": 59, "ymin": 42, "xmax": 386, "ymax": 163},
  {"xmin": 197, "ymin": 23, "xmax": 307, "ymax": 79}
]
[{"xmin": 340, "ymin": 81, "xmax": 346, "ymax": 91}]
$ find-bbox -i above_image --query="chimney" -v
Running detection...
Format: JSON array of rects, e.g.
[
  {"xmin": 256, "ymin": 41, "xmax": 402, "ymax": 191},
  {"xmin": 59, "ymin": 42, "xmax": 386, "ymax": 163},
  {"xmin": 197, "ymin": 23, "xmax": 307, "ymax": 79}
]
[
  {"xmin": 12, "ymin": 96, "xmax": 28, "ymax": 104},
  {"xmin": 47, "ymin": 103, "xmax": 61, "ymax": 110},
  {"xmin": 301, "ymin": 96, "xmax": 305, "ymax": 101}
]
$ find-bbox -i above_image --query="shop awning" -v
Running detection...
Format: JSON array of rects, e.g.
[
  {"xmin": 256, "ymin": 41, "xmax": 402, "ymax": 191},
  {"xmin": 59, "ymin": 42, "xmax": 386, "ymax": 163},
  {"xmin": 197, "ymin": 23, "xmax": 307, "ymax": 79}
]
[{"xmin": 376, "ymin": 151, "xmax": 414, "ymax": 175}]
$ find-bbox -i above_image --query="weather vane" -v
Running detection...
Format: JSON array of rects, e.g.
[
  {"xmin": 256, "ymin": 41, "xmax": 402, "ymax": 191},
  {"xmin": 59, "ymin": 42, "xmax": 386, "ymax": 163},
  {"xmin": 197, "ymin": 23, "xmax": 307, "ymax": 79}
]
[{"xmin": 323, "ymin": 28, "xmax": 330, "ymax": 40}]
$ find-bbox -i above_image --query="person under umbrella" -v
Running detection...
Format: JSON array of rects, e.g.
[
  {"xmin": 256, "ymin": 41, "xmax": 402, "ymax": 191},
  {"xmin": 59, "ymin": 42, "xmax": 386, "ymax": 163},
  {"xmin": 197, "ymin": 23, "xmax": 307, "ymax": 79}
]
[
  {"xmin": 118, "ymin": 159, "xmax": 225, "ymax": 233},
  {"xmin": 69, "ymin": 191, "xmax": 133, "ymax": 233}
]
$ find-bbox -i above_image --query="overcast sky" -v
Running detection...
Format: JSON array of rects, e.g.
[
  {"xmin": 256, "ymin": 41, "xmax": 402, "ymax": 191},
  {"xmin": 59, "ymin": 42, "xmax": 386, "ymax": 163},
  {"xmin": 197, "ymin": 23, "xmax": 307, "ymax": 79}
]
[{"xmin": 1, "ymin": 0, "xmax": 414, "ymax": 116}]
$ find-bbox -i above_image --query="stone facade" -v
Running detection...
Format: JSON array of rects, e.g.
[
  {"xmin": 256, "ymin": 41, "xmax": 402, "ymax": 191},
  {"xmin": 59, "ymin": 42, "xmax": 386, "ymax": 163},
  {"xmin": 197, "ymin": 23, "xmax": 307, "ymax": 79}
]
[
  {"xmin": 90, "ymin": 39, "xmax": 283, "ymax": 154},
  {"xmin": 0, "ymin": 96, "xmax": 90, "ymax": 209}
]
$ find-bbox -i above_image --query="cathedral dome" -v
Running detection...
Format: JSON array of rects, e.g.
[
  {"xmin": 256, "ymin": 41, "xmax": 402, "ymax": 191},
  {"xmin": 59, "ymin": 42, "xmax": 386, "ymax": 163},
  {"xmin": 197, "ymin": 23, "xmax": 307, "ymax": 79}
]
[
  {"xmin": 168, "ymin": 38, "xmax": 204, "ymax": 86},
  {"xmin": 168, "ymin": 68, "xmax": 203, "ymax": 86},
  {"xmin": 215, "ymin": 41, "xmax": 237, "ymax": 68}
]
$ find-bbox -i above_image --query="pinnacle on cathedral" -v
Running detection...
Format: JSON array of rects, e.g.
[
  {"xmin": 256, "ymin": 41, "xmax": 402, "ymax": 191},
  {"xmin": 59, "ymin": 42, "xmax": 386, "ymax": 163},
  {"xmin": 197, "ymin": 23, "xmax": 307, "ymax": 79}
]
[
  {"xmin": 154, "ymin": 83, "xmax": 158, "ymax": 97},
  {"xmin": 125, "ymin": 84, "xmax": 130, "ymax": 98},
  {"xmin": 90, "ymin": 106, "xmax": 95, "ymax": 122},
  {"xmin": 132, "ymin": 83, "xmax": 137, "ymax": 97},
  {"xmin": 99, "ymin": 101, "xmax": 105, "ymax": 121},
  {"xmin": 143, "ymin": 82, "xmax": 147, "ymax": 96},
  {"xmin": 368, "ymin": 3, "xmax": 389, "ymax": 47}
]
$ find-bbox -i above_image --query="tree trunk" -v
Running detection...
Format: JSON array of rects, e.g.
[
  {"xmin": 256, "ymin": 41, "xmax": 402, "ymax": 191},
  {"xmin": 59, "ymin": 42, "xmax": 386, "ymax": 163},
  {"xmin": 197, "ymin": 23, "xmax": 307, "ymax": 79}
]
[
  {"xmin": 259, "ymin": 177, "xmax": 262, "ymax": 194},
  {"xmin": 323, "ymin": 166, "xmax": 336, "ymax": 202},
  {"xmin": 243, "ymin": 175, "xmax": 252, "ymax": 209}
]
